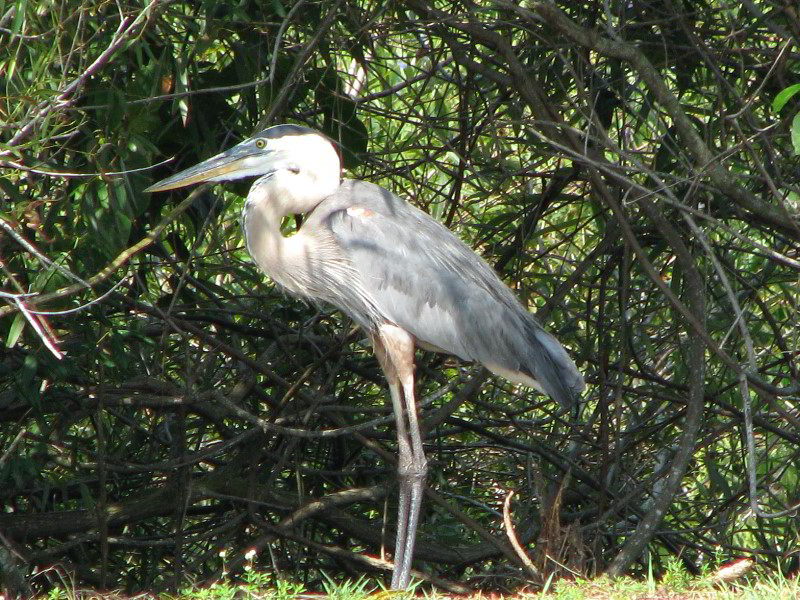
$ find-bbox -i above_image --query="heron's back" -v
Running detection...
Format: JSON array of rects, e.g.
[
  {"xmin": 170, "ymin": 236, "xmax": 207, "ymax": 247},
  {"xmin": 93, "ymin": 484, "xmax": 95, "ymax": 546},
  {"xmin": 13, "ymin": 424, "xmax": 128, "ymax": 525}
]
[{"xmin": 305, "ymin": 180, "xmax": 584, "ymax": 407}]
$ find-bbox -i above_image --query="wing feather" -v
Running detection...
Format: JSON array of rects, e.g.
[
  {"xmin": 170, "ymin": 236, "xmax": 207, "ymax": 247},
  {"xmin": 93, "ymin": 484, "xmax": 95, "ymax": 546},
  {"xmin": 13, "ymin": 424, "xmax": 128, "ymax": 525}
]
[{"xmin": 306, "ymin": 180, "xmax": 584, "ymax": 406}]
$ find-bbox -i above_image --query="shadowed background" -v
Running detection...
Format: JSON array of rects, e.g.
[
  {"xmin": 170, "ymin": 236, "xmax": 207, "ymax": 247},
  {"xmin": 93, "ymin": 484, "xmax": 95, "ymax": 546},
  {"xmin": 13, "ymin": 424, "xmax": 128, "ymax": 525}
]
[{"xmin": 0, "ymin": 0, "xmax": 798, "ymax": 595}]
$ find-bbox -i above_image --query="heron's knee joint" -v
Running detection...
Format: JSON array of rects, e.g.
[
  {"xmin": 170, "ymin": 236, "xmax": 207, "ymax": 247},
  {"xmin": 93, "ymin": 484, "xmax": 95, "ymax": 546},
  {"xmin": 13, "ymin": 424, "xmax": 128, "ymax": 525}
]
[{"xmin": 398, "ymin": 462, "xmax": 428, "ymax": 480}]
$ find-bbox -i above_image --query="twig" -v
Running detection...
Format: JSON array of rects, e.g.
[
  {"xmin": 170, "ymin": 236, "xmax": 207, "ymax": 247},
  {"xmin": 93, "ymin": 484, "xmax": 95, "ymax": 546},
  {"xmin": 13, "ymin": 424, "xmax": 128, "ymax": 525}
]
[
  {"xmin": 269, "ymin": 0, "xmax": 308, "ymax": 85},
  {"xmin": 259, "ymin": 0, "xmax": 344, "ymax": 129},
  {"xmin": 11, "ymin": 297, "xmax": 63, "ymax": 359},
  {"xmin": 0, "ymin": 428, "xmax": 27, "ymax": 468},
  {"xmin": 740, "ymin": 374, "xmax": 800, "ymax": 519},
  {"xmin": 0, "ymin": 186, "xmax": 202, "ymax": 319},
  {"xmin": 503, "ymin": 490, "xmax": 540, "ymax": 580},
  {"xmin": 1, "ymin": 0, "xmax": 162, "ymax": 153}
]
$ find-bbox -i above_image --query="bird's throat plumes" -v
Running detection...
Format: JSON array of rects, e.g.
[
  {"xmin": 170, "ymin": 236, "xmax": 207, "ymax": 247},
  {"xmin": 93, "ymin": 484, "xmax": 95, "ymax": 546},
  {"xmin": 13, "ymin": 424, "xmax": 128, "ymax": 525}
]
[
  {"xmin": 240, "ymin": 130, "xmax": 342, "ymax": 298},
  {"xmin": 241, "ymin": 190, "xmax": 310, "ymax": 298}
]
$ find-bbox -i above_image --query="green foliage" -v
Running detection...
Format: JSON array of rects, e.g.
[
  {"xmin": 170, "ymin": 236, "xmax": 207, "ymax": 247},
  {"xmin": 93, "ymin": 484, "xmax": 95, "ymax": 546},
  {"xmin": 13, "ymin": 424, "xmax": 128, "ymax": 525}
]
[
  {"xmin": 320, "ymin": 573, "xmax": 374, "ymax": 599},
  {"xmin": 773, "ymin": 84, "xmax": 800, "ymax": 155},
  {"xmin": 661, "ymin": 556, "xmax": 692, "ymax": 591},
  {"xmin": 1, "ymin": 0, "xmax": 798, "ymax": 596}
]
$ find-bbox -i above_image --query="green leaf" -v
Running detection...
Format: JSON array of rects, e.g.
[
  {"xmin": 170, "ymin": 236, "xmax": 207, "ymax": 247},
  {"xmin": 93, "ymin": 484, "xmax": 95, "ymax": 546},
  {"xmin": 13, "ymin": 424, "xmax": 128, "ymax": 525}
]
[
  {"xmin": 80, "ymin": 179, "xmax": 134, "ymax": 259},
  {"xmin": 271, "ymin": 0, "xmax": 286, "ymax": 18},
  {"xmin": 706, "ymin": 456, "xmax": 732, "ymax": 498},
  {"xmin": 79, "ymin": 483, "xmax": 96, "ymax": 509},
  {"xmin": 772, "ymin": 83, "xmax": 800, "ymax": 113},
  {"xmin": 0, "ymin": 178, "xmax": 26, "ymax": 203},
  {"xmin": 6, "ymin": 312, "xmax": 25, "ymax": 349},
  {"xmin": 14, "ymin": 354, "xmax": 39, "ymax": 408},
  {"xmin": 11, "ymin": 0, "xmax": 27, "ymax": 39},
  {"xmin": 792, "ymin": 112, "xmax": 800, "ymax": 156}
]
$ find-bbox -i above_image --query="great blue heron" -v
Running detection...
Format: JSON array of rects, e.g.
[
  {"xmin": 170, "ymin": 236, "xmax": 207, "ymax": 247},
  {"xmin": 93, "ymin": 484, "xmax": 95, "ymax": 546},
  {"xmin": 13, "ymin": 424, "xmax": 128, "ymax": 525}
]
[{"xmin": 145, "ymin": 124, "xmax": 584, "ymax": 589}]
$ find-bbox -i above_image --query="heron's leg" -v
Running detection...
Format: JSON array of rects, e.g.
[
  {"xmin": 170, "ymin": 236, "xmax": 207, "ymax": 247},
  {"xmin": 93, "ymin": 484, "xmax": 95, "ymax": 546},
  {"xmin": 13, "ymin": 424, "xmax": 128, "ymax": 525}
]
[
  {"xmin": 372, "ymin": 332, "xmax": 413, "ymax": 587},
  {"xmin": 395, "ymin": 364, "xmax": 427, "ymax": 589},
  {"xmin": 375, "ymin": 325, "xmax": 427, "ymax": 590}
]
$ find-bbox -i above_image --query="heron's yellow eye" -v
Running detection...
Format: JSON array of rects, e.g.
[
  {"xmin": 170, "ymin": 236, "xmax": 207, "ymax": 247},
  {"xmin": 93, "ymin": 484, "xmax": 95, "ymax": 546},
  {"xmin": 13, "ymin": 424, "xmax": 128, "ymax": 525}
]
[{"xmin": 255, "ymin": 139, "xmax": 266, "ymax": 149}]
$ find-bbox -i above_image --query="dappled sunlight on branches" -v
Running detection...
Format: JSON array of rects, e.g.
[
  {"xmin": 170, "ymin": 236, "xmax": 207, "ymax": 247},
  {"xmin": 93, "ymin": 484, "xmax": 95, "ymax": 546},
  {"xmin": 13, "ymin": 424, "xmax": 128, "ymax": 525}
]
[{"xmin": 0, "ymin": 0, "xmax": 797, "ymax": 596}]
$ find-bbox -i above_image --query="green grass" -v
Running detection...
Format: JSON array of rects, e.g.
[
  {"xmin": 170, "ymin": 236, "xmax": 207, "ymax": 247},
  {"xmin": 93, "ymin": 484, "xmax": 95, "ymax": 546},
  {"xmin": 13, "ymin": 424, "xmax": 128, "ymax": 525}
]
[
  {"xmin": 161, "ymin": 571, "xmax": 798, "ymax": 600},
  {"xmin": 38, "ymin": 558, "xmax": 800, "ymax": 600}
]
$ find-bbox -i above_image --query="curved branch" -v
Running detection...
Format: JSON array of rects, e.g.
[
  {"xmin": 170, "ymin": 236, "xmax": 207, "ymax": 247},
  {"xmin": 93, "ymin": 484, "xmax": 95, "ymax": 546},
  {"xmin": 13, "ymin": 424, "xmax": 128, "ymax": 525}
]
[{"xmin": 499, "ymin": 0, "xmax": 798, "ymax": 236}]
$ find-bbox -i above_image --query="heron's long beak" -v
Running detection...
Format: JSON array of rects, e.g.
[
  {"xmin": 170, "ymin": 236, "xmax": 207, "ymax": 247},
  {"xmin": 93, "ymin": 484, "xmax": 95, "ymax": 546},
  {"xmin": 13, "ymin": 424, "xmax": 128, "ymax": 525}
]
[{"xmin": 144, "ymin": 143, "xmax": 278, "ymax": 193}]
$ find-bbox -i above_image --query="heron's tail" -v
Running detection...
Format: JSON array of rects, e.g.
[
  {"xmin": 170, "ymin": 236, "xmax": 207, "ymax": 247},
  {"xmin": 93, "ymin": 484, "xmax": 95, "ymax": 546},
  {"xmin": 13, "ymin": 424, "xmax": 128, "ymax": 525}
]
[{"xmin": 527, "ymin": 326, "xmax": 584, "ymax": 409}]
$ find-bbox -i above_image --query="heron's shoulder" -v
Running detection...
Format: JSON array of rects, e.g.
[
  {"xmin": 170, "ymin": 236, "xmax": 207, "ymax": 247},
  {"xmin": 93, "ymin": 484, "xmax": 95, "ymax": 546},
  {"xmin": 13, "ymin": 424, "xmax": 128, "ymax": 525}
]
[
  {"xmin": 307, "ymin": 179, "xmax": 410, "ymax": 223},
  {"xmin": 337, "ymin": 179, "xmax": 408, "ymax": 212}
]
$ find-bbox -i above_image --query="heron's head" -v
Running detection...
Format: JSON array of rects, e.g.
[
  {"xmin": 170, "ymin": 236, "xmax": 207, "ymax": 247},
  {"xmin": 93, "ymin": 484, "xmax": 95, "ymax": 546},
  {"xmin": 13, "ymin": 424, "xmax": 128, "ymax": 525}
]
[{"xmin": 145, "ymin": 124, "xmax": 341, "ymax": 213}]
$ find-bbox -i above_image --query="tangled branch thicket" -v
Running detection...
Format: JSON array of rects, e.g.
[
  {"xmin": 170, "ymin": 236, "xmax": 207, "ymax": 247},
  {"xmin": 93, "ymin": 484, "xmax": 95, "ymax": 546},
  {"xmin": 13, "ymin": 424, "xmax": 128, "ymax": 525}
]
[{"xmin": 1, "ymin": 0, "xmax": 798, "ymax": 594}]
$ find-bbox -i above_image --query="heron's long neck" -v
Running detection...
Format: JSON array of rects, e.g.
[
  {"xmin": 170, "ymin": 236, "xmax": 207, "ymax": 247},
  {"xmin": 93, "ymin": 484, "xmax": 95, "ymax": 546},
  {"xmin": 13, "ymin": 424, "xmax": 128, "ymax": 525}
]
[{"xmin": 242, "ymin": 198, "xmax": 309, "ymax": 297}]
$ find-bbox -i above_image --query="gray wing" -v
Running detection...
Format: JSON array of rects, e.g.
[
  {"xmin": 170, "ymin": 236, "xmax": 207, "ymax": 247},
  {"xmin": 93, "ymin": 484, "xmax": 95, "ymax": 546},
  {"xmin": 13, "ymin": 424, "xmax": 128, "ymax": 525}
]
[{"xmin": 309, "ymin": 180, "xmax": 584, "ymax": 407}]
